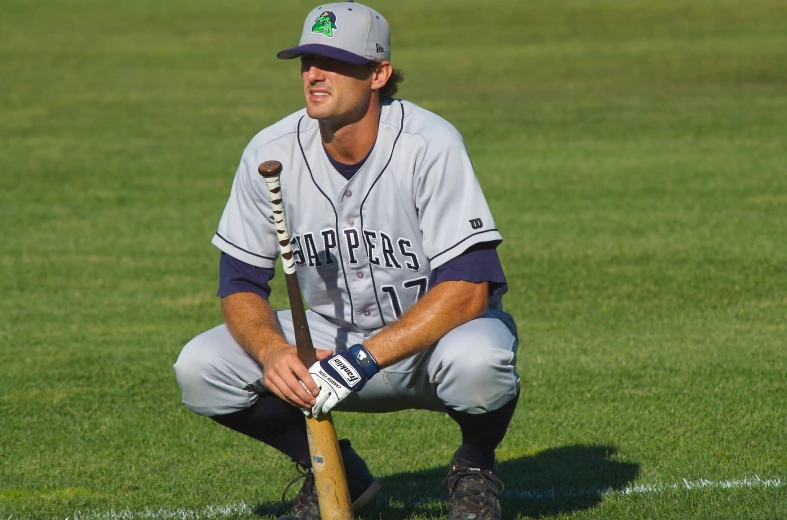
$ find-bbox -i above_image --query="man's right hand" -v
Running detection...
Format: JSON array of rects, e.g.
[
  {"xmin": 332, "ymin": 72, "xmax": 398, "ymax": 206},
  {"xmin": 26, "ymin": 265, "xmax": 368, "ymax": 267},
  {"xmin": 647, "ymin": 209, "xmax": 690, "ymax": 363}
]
[
  {"xmin": 259, "ymin": 344, "xmax": 334, "ymax": 409},
  {"xmin": 220, "ymin": 292, "xmax": 335, "ymax": 409}
]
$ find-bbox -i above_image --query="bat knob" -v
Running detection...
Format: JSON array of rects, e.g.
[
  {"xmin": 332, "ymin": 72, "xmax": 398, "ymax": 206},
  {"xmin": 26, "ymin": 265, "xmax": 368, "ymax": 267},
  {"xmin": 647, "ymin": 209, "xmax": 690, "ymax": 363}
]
[{"xmin": 258, "ymin": 160, "xmax": 283, "ymax": 178}]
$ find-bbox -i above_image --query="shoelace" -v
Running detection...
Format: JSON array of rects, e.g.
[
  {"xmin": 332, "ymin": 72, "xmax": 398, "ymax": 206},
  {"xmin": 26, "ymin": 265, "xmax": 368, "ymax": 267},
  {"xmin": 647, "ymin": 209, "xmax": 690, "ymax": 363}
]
[
  {"xmin": 281, "ymin": 462, "xmax": 315, "ymax": 506},
  {"xmin": 443, "ymin": 469, "xmax": 505, "ymax": 513}
]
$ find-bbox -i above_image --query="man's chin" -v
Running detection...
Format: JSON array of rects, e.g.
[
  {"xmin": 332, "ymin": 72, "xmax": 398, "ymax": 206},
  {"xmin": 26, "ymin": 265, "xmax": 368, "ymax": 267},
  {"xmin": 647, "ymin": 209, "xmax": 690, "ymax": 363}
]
[
  {"xmin": 306, "ymin": 109, "xmax": 324, "ymax": 121},
  {"xmin": 305, "ymin": 103, "xmax": 333, "ymax": 121}
]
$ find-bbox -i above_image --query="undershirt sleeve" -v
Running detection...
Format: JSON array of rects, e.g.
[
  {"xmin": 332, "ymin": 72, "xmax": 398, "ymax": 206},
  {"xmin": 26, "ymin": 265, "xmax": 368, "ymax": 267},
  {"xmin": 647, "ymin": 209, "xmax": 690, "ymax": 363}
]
[
  {"xmin": 218, "ymin": 245, "xmax": 507, "ymax": 302},
  {"xmin": 217, "ymin": 252, "xmax": 275, "ymax": 300},
  {"xmin": 428, "ymin": 242, "xmax": 507, "ymax": 297}
]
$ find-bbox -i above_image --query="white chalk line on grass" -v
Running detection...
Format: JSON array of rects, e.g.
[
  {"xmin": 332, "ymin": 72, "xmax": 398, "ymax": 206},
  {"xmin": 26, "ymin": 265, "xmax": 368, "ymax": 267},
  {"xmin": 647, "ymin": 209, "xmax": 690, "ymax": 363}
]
[
  {"xmin": 17, "ymin": 475, "xmax": 782, "ymax": 520},
  {"xmin": 507, "ymin": 475, "xmax": 783, "ymax": 500}
]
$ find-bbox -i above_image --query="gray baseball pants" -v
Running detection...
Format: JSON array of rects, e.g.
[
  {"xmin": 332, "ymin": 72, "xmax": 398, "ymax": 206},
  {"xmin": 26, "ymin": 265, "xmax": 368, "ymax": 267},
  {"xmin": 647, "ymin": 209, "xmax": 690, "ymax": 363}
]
[{"xmin": 174, "ymin": 308, "xmax": 519, "ymax": 417}]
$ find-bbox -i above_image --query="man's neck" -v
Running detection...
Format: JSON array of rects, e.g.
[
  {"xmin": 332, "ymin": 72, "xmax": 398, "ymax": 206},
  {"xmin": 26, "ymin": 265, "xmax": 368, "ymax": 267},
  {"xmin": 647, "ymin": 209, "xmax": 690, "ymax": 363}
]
[{"xmin": 319, "ymin": 98, "xmax": 381, "ymax": 165}]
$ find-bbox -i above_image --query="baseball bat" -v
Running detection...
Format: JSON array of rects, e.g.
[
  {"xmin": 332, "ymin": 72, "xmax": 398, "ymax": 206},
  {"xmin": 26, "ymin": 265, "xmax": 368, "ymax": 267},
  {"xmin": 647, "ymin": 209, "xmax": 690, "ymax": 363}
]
[{"xmin": 258, "ymin": 160, "xmax": 354, "ymax": 520}]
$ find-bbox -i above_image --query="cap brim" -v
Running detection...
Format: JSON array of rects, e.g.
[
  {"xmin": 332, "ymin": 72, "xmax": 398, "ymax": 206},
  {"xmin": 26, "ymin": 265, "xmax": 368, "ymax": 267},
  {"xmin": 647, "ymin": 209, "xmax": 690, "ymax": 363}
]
[{"xmin": 277, "ymin": 44, "xmax": 372, "ymax": 65}]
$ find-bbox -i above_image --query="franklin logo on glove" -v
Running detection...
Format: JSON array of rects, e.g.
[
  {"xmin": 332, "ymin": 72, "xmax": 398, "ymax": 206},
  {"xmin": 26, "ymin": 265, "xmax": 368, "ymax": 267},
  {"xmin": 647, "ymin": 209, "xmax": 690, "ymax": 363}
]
[
  {"xmin": 307, "ymin": 344, "xmax": 380, "ymax": 418},
  {"xmin": 328, "ymin": 357, "xmax": 361, "ymax": 386}
]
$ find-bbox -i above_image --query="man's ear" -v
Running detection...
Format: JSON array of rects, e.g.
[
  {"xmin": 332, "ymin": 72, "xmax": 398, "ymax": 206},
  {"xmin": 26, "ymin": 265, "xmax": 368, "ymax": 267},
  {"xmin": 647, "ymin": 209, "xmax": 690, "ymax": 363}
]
[{"xmin": 371, "ymin": 61, "xmax": 393, "ymax": 90}]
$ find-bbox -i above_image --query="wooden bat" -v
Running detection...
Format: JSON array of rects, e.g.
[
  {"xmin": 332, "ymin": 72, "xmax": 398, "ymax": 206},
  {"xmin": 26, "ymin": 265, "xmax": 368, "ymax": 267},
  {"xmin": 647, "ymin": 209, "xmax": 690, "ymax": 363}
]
[{"xmin": 258, "ymin": 160, "xmax": 354, "ymax": 520}]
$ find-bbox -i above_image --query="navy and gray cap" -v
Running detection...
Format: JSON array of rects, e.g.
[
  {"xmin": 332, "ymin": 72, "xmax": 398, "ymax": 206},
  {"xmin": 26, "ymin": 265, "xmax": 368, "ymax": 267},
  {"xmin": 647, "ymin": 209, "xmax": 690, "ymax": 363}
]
[{"xmin": 277, "ymin": 1, "xmax": 391, "ymax": 65}]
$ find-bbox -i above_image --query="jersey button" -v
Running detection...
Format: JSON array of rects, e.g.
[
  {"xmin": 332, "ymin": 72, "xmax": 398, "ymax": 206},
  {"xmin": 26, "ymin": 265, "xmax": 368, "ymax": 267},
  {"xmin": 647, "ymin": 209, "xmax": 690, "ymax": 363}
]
[
  {"xmin": 345, "ymin": 190, "xmax": 352, "ymax": 198},
  {"xmin": 356, "ymin": 272, "xmax": 364, "ymax": 279},
  {"xmin": 363, "ymin": 310, "xmax": 371, "ymax": 317},
  {"xmin": 347, "ymin": 219, "xmax": 354, "ymax": 226}
]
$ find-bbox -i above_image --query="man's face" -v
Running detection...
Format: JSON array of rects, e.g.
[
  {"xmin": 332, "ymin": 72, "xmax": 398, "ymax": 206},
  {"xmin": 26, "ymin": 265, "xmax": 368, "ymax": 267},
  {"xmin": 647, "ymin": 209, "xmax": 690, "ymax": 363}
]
[{"xmin": 300, "ymin": 54, "xmax": 374, "ymax": 123}]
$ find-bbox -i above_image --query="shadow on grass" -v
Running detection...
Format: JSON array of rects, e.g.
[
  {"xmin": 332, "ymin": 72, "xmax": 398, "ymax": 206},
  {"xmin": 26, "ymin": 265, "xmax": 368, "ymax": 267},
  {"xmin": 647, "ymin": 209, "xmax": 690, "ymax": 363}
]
[{"xmin": 257, "ymin": 444, "xmax": 639, "ymax": 519}]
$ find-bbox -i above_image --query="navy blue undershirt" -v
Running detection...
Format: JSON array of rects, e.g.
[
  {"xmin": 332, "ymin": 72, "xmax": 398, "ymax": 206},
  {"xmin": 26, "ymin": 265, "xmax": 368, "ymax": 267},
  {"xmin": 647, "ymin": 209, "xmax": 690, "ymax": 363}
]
[
  {"xmin": 218, "ymin": 252, "xmax": 274, "ymax": 299},
  {"xmin": 324, "ymin": 144, "xmax": 373, "ymax": 180}
]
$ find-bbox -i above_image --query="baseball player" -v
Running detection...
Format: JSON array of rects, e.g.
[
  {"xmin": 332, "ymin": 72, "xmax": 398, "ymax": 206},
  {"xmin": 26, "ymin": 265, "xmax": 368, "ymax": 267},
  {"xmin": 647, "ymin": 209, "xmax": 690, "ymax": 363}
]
[{"xmin": 174, "ymin": 2, "xmax": 520, "ymax": 519}]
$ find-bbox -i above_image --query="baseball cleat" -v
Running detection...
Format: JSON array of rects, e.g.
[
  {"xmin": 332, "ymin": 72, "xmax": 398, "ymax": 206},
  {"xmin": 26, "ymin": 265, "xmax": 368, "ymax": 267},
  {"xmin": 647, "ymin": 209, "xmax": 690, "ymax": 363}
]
[
  {"xmin": 443, "ymin": 456, "xmax": 505, "ymax": 520},
  {"xmin": 278, "ymin": 439, "xmax": 380, "ymax": 520}
]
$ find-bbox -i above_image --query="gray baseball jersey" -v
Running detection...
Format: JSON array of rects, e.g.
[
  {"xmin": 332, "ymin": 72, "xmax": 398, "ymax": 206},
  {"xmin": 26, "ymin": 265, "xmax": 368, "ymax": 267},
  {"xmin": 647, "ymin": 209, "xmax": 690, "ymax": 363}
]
[{"xmin": 212, "ymin": 99, "xmax": 502, "ymax": 330}]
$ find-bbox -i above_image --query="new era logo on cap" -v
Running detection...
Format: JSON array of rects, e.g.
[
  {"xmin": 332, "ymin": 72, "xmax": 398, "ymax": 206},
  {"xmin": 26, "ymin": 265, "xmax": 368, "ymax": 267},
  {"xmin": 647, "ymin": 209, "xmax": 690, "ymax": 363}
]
[{"xmin": 376, "ymin": 43, "xmax": 384, "ymax": 53}]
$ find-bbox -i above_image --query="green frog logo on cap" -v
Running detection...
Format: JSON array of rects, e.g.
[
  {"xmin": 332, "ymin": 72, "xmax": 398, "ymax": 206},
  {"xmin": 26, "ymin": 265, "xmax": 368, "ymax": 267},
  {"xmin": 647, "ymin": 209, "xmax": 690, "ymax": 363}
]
[{"xmin": 312, "ymin": 11, "xmax": 338, "ymax": 37}]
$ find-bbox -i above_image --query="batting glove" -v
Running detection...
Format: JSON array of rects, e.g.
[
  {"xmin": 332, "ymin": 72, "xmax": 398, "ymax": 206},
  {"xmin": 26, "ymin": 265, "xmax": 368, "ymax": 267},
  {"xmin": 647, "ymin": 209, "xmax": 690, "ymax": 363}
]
[{"xmin": 307, "ymin": 344, "xmax": 379, "ymax": 418}]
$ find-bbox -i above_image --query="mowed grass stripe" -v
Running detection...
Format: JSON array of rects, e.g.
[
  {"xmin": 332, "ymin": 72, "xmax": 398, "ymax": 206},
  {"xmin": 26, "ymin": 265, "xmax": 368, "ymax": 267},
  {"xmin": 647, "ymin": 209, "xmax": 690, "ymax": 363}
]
[{"xmin": 4, "ymin": 476, "xmax": 782, "ymax": 520}]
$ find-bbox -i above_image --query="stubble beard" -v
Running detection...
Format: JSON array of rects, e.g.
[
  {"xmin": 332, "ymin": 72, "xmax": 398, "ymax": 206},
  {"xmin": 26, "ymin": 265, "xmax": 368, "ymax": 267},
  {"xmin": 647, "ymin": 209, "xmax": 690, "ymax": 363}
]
[{"xmin": 308, "ymin": 95, "xmax": 372, "ymax": 135}]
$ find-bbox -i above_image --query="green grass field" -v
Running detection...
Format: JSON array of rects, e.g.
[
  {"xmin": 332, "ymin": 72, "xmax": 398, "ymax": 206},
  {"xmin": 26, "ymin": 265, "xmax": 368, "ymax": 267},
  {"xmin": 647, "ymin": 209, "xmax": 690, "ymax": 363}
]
[{"xmin": 1, "ymin": 0, "xmax": 786, "ymax": 518}]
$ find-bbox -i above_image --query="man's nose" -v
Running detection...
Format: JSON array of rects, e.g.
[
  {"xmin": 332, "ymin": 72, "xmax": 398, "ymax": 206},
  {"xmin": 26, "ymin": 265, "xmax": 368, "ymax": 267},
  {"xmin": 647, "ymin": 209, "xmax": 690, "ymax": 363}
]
[{"xmin": 306, "ymin": 65, "xmax": 325, "ymax": 82}]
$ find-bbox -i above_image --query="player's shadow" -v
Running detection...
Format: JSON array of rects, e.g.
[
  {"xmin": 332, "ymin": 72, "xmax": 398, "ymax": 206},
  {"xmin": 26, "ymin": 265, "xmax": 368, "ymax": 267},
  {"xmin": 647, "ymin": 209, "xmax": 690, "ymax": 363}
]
[
  {"xmin": 368, "ymin": 444, "xmax": 639, "ymax": 519},
  {"xmin": 256, "ymin": 444, "xmax": 638, "ymax": 519}
]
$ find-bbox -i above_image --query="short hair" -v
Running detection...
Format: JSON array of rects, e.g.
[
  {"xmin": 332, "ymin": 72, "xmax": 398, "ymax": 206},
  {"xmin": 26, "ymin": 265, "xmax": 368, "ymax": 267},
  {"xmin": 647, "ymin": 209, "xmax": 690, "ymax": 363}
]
[{"xmin": 368, "ymin": 62, "xmax": 404, "ymax": 99}]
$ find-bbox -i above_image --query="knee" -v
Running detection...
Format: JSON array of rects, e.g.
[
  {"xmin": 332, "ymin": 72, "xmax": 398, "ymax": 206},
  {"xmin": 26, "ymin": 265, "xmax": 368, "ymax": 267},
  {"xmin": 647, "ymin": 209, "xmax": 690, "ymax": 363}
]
[
  {"xmin": 439, "ymin": 340, "xmax": 512, "ymax": 388},
  {"xmin": 442, "ymin": 318, "xmax": 517, "ymax": 377},
  {"xmin": 432, "ymin": 319, "xmax": 520, "ymax": 413},
  {"xmin": 172, "ymin": 325, "xmax": 263, "ymax": 416},
  {"xmin": 174, "ymin": 329, "xmax": 212, "ymax": 380},
  {"xmin": 173, "ymin": 333, "xmax": 216, "ymax": 405},
  {"xmin": 172, "ymin": 325, "xmax": 248, "ymax": 416}
]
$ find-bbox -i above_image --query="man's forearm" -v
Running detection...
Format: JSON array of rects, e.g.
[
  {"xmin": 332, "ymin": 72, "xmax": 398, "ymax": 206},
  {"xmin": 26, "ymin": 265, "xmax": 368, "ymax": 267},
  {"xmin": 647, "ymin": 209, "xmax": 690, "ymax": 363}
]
[
  {"xmin": 221, "ymin": 292, "xmax": 290, "ymax": 363},
  {"xmin": 364, "ymin": 280, "xmax": 489, "ymax": 368},
  {"xmin": 222, "ymin": 292, "xmax": 324, "ymax": 408}
]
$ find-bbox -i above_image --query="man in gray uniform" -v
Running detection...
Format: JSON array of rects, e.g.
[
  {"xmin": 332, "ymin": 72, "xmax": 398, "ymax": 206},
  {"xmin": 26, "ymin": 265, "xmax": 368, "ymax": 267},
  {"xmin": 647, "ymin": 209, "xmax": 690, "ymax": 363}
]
[{"xmin": 174, "ymin": 3, "xmax": 520, "ymax": 519}]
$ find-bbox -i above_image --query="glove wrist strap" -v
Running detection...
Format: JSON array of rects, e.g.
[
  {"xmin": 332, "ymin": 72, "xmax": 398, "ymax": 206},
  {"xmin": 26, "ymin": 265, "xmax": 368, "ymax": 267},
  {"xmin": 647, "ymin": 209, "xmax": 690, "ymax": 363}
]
[{"xmin": 348, "ymin": 344, "xmax": 380, "ymax": 379}]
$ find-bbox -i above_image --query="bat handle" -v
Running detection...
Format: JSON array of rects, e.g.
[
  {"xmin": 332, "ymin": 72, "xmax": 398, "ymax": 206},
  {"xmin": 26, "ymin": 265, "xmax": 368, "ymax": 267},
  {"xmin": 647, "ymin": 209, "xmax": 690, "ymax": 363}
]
[
  {"xmin": 257, "ymin": 160, "xmax": 315, "ymax": 366},
  {"xmin": 258, "ymin": 161, "xmax": 296, "ymax": 276}
]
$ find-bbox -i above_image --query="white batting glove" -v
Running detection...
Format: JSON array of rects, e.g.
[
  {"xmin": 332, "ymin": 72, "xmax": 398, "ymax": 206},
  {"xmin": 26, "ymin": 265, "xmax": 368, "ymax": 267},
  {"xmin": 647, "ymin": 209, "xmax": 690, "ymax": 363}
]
[{"xmin": 306, "ymin": 344, "xmax": 379, "ymax": 419}]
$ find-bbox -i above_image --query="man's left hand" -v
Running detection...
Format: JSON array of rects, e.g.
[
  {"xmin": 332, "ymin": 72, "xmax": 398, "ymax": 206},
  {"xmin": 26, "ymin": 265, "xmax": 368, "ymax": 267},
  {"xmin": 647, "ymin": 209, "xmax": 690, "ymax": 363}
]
[{"xmin": 307, "ymin": 344, "xmax": 380, "ymax": 418}]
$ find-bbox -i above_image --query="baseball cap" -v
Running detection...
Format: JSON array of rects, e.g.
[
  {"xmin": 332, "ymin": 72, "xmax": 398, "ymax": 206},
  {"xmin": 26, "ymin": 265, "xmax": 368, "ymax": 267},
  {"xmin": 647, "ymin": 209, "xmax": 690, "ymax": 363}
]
[{"xmin": 277, "ymin": 1, "xmax": 391, "ymax": 65}]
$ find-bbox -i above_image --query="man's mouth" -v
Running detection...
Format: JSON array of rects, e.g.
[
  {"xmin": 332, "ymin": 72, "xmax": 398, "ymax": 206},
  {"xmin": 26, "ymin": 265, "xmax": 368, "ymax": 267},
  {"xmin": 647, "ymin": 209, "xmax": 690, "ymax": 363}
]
[{"xmin": 309, "ymin": 90, "xmax": 330, "ymax": 102}]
